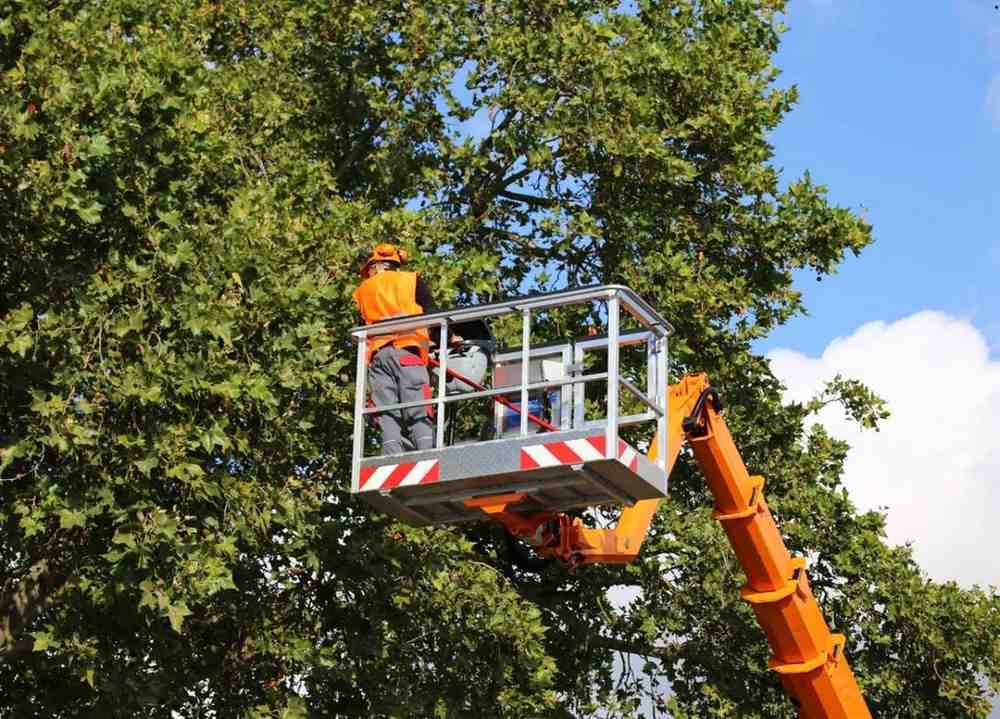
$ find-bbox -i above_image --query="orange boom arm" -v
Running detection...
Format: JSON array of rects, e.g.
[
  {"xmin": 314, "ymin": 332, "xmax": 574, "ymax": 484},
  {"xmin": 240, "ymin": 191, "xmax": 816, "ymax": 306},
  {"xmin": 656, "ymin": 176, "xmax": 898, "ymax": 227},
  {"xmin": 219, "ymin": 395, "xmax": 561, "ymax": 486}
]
[{"xmin": 470, "ymin": 373, "xmax": 871, "ymax": 718}]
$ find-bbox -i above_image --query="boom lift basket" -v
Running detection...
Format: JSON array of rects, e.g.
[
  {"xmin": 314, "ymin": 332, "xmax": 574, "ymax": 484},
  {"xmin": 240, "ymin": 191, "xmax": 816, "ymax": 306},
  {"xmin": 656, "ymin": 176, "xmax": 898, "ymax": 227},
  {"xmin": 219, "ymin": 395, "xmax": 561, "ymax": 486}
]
[{"xmin": 349, "ymin": 285, "xmax": 672, "ymax": 526}]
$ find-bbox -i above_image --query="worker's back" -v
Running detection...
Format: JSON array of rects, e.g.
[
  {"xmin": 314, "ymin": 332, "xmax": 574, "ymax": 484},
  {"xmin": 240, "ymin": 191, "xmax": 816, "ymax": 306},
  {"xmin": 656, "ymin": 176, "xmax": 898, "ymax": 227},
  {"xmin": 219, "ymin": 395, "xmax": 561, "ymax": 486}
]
[
  {"xmin": 353, "ymin": 270, "xmax": 428, "ymax": 360},
  {"xmin": 353, "ymin": 270, "xmax": 421, "ymax": 324}
]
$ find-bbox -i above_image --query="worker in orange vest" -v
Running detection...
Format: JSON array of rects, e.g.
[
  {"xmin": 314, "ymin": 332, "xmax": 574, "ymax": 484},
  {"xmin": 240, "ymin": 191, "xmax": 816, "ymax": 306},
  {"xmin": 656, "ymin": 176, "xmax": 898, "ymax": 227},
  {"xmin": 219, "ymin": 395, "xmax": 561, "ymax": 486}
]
[{"xmin": 353, "ymin": 244, "xmax": 456, "ymax": 455}]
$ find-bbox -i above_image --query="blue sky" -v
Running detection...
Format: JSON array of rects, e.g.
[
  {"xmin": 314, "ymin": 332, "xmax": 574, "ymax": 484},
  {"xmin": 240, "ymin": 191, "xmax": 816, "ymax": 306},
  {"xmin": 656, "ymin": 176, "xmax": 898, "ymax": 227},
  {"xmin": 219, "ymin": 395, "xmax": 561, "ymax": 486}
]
[
  {"xmin": 446, "ymin": 3, "xmax": 1000, "ymax": 709},
  {"xmin": 758, "ymin": 0, "xmax": 1000, "ymax": 356},
  {"xmin": 759, "ymin": 4, "xmax": 1000, "ymax": 714},
  {"xmin": 621, "ymin": 3, "xmax": 1000, "ymax": 706}
]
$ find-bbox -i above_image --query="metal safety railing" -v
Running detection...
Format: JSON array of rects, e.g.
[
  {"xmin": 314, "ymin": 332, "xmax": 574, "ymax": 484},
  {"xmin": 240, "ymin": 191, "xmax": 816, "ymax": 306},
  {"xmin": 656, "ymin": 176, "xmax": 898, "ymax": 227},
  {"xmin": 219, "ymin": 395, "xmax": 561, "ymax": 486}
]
[{"xmin": 349, "ymin": 285, "xmax": 672, "ymax": 491}]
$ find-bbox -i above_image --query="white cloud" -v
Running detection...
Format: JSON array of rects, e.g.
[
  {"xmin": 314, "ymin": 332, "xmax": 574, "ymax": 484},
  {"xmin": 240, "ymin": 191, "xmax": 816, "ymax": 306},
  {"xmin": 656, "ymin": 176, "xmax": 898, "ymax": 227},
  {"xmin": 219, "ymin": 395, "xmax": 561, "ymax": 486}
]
[
  {"xmin": 957, "ymin": 0, "xmax": 1000, "ymax": 126},
  {"xmin": 958, "ymin": 0, "xmax": 1000, "ymax": 58},
  {"xmin": 769, "ymin": 311, "xmax": 1000, "ymax": 588},
  {"xmin": 987, "ymin": 74, "xmax": 1000, "ymax": 127}
]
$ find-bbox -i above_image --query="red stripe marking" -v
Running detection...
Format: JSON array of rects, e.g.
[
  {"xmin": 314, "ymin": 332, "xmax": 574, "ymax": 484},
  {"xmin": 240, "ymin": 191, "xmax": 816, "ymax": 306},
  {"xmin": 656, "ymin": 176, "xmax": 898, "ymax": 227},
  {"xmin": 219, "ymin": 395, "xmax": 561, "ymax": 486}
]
[
  {"xmin": 419, "ymin": 462, "xmax": 440, "ymax": 484},
  {"xmin": 519, "ymin": 435, "xmax": 644, "ymax": 471},
  {"xmin": 617, "ymin": 439, "xmax": 639, "ymax": 471},
  {"xmin": 380, "ymin": 462, "xmax": 415, "ymax": 490},
  {"xmin": 546, "ymin": 441, "xmax": 581, "ymax": 465},
  {"xmin": 359, "ymin": 466, "xmax": 377, "ymax": 489}
]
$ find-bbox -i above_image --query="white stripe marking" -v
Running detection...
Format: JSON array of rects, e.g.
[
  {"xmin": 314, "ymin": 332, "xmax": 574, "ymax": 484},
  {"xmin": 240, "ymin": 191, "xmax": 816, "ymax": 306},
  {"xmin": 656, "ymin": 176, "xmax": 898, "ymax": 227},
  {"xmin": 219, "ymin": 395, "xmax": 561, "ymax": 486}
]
[
  {"xmin": 523, "ymin": 444, "xmax": 560, "ymax": 467},
  {"xmin": 399, "ymin": 459, "xmax": 437, "ymax": 486},
  {"xmin": 620, "ymin": 447, "xmax": 637, "ymax": 468},
  {"xmin": 364, "ymin": 463, "xmax": 397, "ymax": 490},
  {"xmin": 566, "ymin": 438, "xmax": 604, "ymax": 462}
]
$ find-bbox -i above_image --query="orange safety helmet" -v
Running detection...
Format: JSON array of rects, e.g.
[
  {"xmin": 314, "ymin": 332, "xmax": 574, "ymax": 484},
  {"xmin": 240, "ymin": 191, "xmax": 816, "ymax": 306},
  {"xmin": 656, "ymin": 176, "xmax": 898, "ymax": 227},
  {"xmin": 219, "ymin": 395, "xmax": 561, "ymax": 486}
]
[{"xmin": 359, "ymin": 243, "xmax": 409, "ymax": 276}]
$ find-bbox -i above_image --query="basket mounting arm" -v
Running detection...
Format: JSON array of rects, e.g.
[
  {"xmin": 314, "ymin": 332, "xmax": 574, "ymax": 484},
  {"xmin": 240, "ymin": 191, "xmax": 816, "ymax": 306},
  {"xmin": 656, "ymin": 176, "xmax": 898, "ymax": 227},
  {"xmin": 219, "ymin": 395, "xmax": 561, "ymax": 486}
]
[{"xmin": 463, "ymin": 374, "xmax": 708, "ymax": 566}]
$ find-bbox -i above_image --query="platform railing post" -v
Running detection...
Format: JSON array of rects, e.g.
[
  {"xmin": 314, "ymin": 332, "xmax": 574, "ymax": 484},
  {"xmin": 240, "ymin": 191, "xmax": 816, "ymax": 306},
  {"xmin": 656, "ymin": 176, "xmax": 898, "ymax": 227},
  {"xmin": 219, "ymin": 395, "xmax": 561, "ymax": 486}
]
[
  {"xmin": 520, "ymin": 308, "xmax": 531, "ymax": 436},
  {"xmin": 436, "ymin": 318, "xmax": 448, "ymax": 449},
  {"xmin": 351, "ymin": 332, "xmax": 368, "ymax": 491},
  {"xmin": 647, "ymin": 332, "xmax": 656, "ymax": 410},
  {"xmin": 573, "ymin": 341, "xmax": 585, "ymax": 430},
  {"xmin": 606, "ymin": 294, "xmax": 620, "ymax": 459},
  {"xmin": 656, "ymin": 334, "xmax": 668, "ymax": 470},
  {"xmin": 560, "ymin": 345, "xmax": 573, "ymax": 429}
]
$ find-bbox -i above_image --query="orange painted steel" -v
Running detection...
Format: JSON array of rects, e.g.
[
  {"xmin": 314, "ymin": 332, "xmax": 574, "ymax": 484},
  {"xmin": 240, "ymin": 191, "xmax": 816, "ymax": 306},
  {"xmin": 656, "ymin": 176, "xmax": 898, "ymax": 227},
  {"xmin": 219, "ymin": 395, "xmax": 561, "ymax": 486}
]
[
  {"xmin": 688, "ymin": 390, "xmax": 871, "ymax": 718},
  {"xmin": 468, "ymin": 373, "xmax": 872, "ymax": 717}
]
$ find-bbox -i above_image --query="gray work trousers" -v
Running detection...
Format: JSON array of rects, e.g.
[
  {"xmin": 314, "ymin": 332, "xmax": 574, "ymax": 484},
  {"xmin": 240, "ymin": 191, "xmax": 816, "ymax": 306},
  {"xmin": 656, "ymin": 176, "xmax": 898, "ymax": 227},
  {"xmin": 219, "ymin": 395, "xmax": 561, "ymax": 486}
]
[{"xmin": 369, "ymin": 345, "xmax": 435, "ymax": 455}]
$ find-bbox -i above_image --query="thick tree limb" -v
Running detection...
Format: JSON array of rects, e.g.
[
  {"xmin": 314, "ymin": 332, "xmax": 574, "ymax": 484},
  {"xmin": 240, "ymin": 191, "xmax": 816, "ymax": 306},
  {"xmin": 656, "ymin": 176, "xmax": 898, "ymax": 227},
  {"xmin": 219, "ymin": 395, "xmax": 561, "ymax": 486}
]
[
  {"xmin": 468, "ymin": 163, "xmax": 537, "ymax": 220},
  {"xmin": 588, "ymin": 636, "xmax": 679, "ymax": 664},
  {"xmin": 475, "ymin": 225, "xmax": 534, "ymax": 245},
  {"xmin": 497, "ymin": 189, "xmax": 561, "ymax": 208},
  {"xmin": 498, "ymin": 166, "xmax": 535, "ymax": 189},
  {"xmin": 0, "ymin": 559, "xmax": 67, "ymax": 664},
  {"xmin": 333, "ymin": 120, "xmax": 383, "ymax": 185},
  {"xmin": 0, "ymin": 637, "xmax": 33, "ymax": 663},
  {"xmin": 496, "ymin": 189, "xmax": 588, "ymax": 215}
]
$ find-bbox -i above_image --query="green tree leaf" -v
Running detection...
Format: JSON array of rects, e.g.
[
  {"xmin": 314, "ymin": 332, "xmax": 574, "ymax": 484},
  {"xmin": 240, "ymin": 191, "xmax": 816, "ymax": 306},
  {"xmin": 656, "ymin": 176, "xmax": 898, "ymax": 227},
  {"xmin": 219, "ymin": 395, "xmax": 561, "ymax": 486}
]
[
  {"xmin": 165, "ymin": 601, "xmax": 191, "ymax": 634},
  {"xmin": 0, "ymin": 2, "xmax": 996, "ymax": 718},
  {"xmin": 58, "ymin": 510, "xmax": 86, "ymax": 530}
]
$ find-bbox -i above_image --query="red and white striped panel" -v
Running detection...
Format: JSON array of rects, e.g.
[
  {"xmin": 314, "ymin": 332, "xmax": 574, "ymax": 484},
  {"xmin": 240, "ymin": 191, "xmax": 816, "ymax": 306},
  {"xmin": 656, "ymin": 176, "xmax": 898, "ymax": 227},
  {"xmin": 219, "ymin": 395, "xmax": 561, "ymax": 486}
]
[
  {"xmin": 520, "ymin": 436, "xmax": 638, "ymax": 472},
  {"xmin": 360, "ymin": 459, "xmax": 440, "ymax": 491}
]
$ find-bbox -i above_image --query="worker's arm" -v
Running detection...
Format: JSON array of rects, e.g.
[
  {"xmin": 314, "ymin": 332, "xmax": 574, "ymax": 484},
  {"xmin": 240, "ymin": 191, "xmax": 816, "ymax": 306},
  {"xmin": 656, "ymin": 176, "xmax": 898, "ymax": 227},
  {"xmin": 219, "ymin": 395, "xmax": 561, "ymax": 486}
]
[
  {"xmin": 414, "ymin": 275, "xmax": 437, "ymax": 314},
  {"xmin": 415, "ymin": 275, "xmax": 461, "ymax": 345}
]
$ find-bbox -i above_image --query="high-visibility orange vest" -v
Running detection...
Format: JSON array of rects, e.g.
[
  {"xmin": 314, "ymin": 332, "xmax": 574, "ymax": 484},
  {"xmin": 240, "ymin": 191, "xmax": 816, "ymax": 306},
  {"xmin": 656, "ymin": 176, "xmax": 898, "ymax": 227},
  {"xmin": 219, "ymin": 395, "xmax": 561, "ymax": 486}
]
[{"xmin": 352, "ymin": 271, "xmax": 430, "ymax": 363}]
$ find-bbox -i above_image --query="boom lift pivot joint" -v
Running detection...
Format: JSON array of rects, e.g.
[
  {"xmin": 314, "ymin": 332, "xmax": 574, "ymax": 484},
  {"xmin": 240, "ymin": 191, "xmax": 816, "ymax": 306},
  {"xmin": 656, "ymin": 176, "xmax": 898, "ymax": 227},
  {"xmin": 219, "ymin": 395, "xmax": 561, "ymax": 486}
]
[{"xmin": 467, "ymin": 373, "xmax": 873, "ymax": 717}]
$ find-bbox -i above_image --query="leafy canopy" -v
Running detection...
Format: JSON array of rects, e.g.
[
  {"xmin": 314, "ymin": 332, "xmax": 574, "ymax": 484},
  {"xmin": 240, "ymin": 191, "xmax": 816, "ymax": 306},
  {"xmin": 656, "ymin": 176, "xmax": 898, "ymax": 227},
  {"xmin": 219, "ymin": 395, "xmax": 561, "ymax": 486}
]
[{"xmin": 1, "ymin": 0, "xmax": 998, "ymax": 717}]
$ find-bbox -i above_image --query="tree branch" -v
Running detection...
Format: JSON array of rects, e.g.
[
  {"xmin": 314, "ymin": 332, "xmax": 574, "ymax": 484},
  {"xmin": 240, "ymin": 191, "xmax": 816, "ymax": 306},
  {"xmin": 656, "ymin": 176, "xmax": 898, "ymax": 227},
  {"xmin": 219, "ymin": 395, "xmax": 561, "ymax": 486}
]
[
  {"xmin": 334, "ymin": 120, "xmax": 383, "ymax": 185},
  {"xmin": 0, "ymin": 558, "xmax": 67, "ymax": 664},
  {"xmin": 498, "ymin": 166, "xmax": 535, "ymax": 189},
  {"xmin": 497, "ymin": 189, "xmax": 560, "ymax": 209},
  {"xmin": 476, "ymin": 225, "xmax": 534, "ymax": 245},
  {"xmin": 0, "ymin": 637, "xmax": 33, "ymax": 663},
  {"xmin": 588, "ymin": 636, "xmax": 679, "ymax": 663}
]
